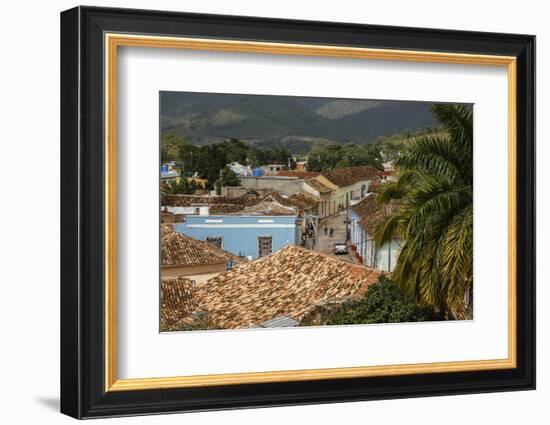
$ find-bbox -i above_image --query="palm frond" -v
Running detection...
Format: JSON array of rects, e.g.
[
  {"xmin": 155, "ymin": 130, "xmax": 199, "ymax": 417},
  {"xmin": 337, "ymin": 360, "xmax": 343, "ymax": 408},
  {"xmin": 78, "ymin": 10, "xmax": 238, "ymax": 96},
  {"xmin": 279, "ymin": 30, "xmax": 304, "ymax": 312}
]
[
  {"xmin": 373, "ymin": 213, "xmax": 401, "ymax": 247},
  {"xmin": 396, "ymin": 136, "xmax": 462, "ymax": 181},
  {"xmin": 432, "ymin": 104, "xmax": 473, "ymax": 148},
  {"xmin": 378, "ymin": 103, "xmax": 473, "ymax": 316}
]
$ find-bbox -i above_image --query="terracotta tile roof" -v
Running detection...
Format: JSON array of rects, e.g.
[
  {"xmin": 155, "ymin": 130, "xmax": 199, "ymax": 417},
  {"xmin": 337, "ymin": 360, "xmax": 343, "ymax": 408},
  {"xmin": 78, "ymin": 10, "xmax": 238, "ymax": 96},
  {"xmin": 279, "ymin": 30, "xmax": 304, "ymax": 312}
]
[
  {"xmin": 277, "ymin": 170, "xmax": 320, "ymax": 179},
  {"xmin": 304, "ymin": 178, "xmax": 334, "ymax": 194},
  {"xmin": 162, "ymin": 194, "xmax": 258, "ymax": 207},
  {"xmin": 288, "ymin": 191, "xmax": 321, "ymax": 211},
  {"xmin": 208, "ymin": 204, "xmax": 248, "ymax": 214},
  {"xmin": 261, "ymin": 192, "xmax": 319, "ymax": 212},
  {"xmin": 162, "ymin": 194, "xmax": 270, "ymax": 214},
  {"xmin": 161, "ymin": 223, "xmax": 175, "ymax": 236},
  {"xmin": 351, "ymin": 193, "xmax": 400, "ymax": 234},
  {"xmin": 161, "ymin": 231, "xmax": 238, "ymax": 267},
  {"xmin": 261, "ymin": 192, "xmax": 293, "ymax": 206},
  {"xmin": 164, "ymin": 245, "xmax": 380, "ymax": 329},
  {"xmin": 321, "ymin": 166, "xmax": 382, "ymax": 187},
  {"xmin": 235, "ymin": 200, "xmax": 297, "ymax": 216},
  {"xmin": 160, "ymin": 277, "xmax": 199, "ymax": 330}
]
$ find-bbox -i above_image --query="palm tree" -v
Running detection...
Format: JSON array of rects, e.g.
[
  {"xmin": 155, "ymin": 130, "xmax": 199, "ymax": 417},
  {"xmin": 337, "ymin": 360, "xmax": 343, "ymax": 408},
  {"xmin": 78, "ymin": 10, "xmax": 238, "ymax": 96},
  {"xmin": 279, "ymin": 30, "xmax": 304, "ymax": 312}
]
[{"xmin": 375, "ymin": 104, "xmax": 473, "ymax": 319}]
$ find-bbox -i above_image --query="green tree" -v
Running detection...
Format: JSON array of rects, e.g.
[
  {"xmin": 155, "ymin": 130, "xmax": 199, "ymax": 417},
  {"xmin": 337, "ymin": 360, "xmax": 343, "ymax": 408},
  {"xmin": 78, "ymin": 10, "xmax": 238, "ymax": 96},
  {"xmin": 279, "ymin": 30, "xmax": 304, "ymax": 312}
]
[
  {"xmin": 215, "ymin": 166, "xmax": 241, "ymax": 195},
  {"xmin": 375, "ymin": 104, "xmax": 473, "ymax": 318},
  {"xmin": 161, "ymin": 178, "xmax": 200, "ymax": 196},
  {"xmin": 221, "ymin": 138, "xmax": 249, "ymax": 163},
  {"xmin": 307, "ymin": 143, "xmax": 383, "ymax": 172},
  {"xmin": 178, "ymin": 142, "xmax": 198, "ymax": 173},
  {"xmin": 326, "ymin": 275, "xmax": 435, "ymax": 325}
]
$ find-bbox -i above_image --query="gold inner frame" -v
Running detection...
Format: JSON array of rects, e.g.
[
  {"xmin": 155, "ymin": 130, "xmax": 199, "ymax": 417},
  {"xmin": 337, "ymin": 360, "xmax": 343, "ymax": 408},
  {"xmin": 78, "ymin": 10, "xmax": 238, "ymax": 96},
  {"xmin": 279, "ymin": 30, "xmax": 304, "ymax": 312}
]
[{"xmin": 104, "ymin": 33, "xmax": 518, "ymax": 392}]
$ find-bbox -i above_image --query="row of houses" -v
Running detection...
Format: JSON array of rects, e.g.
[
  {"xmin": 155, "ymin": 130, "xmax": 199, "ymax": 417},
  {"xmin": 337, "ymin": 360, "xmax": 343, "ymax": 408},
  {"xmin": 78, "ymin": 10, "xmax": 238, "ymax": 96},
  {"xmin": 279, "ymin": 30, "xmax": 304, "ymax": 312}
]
[
  {"xmin": 163, "ymin": 160, "xmax": 388, "ymax": 222},
  {"xmin": 235, "ymin": 165, "xmax": 383, "ymax": 219},
  {"xmin": 161, "ymin": 165, "xmax": 398, "ymax": 267},
  {"xmin": 159, "ymin": 168, "xmax": 402, "ymax": 331}
]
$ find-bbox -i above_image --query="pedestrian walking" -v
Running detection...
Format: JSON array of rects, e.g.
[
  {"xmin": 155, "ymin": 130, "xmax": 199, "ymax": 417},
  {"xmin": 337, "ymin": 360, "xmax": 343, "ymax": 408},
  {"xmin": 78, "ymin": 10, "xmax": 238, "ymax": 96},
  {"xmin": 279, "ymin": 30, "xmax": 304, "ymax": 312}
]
[
  {"xmin": 324, "ymin": 226, "xmax": 328, "ymax": 235},
  {"xmin": 329, "ymin": 227, "xmax": 334, "ymax": 238}
]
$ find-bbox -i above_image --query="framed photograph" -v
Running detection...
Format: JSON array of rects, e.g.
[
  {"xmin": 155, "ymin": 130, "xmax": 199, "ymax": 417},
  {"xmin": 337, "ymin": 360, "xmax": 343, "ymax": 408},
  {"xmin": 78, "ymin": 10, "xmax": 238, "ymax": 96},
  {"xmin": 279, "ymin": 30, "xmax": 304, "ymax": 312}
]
[{"xmin": 60, "ymin": 6, "xmax": 535, "ymax": 419}]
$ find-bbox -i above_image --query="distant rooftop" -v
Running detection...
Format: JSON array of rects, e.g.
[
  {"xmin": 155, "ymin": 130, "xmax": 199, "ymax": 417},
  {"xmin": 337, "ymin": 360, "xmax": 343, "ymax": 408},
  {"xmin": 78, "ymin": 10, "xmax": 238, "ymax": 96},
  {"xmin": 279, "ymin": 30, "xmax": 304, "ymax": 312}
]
[
  {"xmin": 162, "ymin": 194, "xmax": 258, "ymax": 214},
  {"xmin": 321, "ymin": 166, "xmax": 382, "ymax": 187},
  {"xmin": 161, "ymin": 171, "xmax": 179, "ymax": 179},
  {"xmin": 240, "ymin": 175, "xmax": 299, "ymax": 180},
  {"xmin": 304, "ymin": 178, "xmax": 334, "ymax": 194},
  {"xmin": 277, "ymin": 170, "xmax": 320, "ymax": 179},
  {"xmin": 265, "ymin": 192, "xmax": 320, "ymax": 212},
  {"xmin": 233, "ymin": 199, "xmax": 297, "ymax": 216}
]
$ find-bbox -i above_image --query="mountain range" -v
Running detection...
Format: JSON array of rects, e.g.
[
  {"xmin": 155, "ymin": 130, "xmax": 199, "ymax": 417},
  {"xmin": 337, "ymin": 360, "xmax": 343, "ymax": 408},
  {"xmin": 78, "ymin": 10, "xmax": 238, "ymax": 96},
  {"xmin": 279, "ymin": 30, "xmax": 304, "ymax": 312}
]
[{"xmin": 160, "ymin": 91, "xmax": 440, "ymax": 153}]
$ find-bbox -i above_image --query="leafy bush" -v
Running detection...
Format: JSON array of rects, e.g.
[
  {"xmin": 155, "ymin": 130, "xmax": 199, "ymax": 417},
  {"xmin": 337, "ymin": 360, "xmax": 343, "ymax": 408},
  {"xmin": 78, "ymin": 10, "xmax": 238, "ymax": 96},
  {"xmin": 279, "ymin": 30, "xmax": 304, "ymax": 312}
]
[
  {"xmin": 161, "ymin": 178, "xmax": 200, "ymax": 195},
  {"xmin": 326, "ymin": 275, "xmax": 437, "ymax": 325}
]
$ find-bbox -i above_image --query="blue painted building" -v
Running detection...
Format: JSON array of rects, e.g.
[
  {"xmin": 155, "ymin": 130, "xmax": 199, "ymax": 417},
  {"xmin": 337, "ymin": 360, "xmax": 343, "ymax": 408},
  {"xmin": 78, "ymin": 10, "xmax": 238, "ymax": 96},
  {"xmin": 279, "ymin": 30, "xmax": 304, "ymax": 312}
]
[{"xmin": 174, "ymin": 215, "xmax": 299, "ymax": 260}]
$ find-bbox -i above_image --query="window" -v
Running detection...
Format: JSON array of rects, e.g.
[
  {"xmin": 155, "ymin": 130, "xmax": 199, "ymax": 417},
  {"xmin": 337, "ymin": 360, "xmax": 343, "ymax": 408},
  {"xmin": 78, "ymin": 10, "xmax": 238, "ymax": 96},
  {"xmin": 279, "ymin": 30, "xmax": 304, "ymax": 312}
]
[
  {"xmin": 206, "ymin": 237, "xmax": 223, "ymax": 249},
  {"xmin": 258, "ymin": 236, "xmax": 273, "ymax": 258}
]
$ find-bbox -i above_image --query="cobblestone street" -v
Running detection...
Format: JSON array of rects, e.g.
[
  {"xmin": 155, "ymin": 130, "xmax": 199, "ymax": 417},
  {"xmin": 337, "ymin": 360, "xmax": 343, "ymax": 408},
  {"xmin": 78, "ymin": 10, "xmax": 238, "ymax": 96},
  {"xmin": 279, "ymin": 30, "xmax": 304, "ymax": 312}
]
[{"xmin": 315, "ymin": 211, "xmax": 352, "ymax": 262}]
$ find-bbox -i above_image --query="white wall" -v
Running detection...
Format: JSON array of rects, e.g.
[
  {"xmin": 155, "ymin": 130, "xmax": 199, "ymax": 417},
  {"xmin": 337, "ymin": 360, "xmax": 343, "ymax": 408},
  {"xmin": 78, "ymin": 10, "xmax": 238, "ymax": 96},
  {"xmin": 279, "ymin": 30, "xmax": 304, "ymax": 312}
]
[{"xmin": 0, "ymin": 1, "xmax": 546, "ymax": 424}]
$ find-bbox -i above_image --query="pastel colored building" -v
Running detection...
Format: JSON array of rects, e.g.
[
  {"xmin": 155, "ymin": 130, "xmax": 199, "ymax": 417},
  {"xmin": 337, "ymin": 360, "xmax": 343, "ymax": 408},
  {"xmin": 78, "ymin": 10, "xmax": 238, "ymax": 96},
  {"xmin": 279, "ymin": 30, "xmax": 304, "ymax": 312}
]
[
  {"xmin": 349, "ymin": 193, "xmax": 401, "ymax": 273},
  {"xmin": 302, "ymin": 178, "xmax": 335, "ymax": 218},
  {"xmin": 238, "ymin": 175, "xmax": 302, "ymax": 196},
  {"xmin": 316, "ymin": 166, "xmax": 382, "ymax": 213},
  {"xmin": 174, "ymin": 213, "xmax": 299, "ymax": 260},
  {"xmin": 261, "ymin": 163, "xmax": 284, "ymax": 175}
]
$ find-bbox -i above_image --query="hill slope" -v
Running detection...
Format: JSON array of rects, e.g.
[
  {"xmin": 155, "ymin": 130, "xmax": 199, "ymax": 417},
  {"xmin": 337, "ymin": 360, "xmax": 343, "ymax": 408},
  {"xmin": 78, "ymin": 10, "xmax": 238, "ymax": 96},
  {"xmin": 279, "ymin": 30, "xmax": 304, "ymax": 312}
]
[{"xmin": 160, "ymin": 91, "xmax": 441, "ymax": 152}]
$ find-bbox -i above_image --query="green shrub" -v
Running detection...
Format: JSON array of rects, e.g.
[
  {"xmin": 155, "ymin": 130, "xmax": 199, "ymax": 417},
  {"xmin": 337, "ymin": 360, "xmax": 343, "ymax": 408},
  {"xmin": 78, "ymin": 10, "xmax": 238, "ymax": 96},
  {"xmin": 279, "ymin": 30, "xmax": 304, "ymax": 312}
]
[{"xmin": 327, "ymin": 275, "xmax": 438, "ymax": 325}]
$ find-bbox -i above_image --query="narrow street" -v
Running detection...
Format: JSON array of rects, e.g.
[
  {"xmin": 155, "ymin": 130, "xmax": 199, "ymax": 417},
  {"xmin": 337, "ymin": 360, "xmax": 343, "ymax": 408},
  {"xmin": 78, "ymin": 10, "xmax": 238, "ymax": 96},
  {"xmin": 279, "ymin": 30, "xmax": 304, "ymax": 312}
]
[{"xmin": 315, "ymin": 211, "xmax": 352, "ymax": 262}]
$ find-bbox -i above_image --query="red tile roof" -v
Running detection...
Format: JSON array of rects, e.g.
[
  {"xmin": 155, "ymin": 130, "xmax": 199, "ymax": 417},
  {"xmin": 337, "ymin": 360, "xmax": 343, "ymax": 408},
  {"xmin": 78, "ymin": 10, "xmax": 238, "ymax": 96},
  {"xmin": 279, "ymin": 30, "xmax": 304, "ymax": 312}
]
[
  {"xmin": 236, "ymin": 199, "xmax": 297, "ymax": 216},
  {"xmin": 321, "ymin": 166, "xmax": 382, "ymax": 187},
  {"xmin": 277, "ymin": 170, "xmax": 320, "ymax": 179},
  {"xmin": 304, "ymin": 178, "xmax": 334, "ymax": 194},
  {"xmin": 162, "ymin": 194, "xmax": 258, "ymax": 207},
  {"xmin": 160, "ymin": 277, "xmax": 199, "ymax": 330},
  {"xmin": 163, "ymin": 245, "xmax": 380, "ymax": 330},
  {"xmin": 161, "ymin": 231, "xmax": 239, "ymax": 267},
  {"xmin": 351, "ymin": 193, "xmax": 400, "ymax": 234},
  {"xmin": 288, "ymin": 191, "xmax": 321, "ymax": 211},
  {"xmin": 262, "ymin": 192, "xmax": 320, "ymax": 212}
]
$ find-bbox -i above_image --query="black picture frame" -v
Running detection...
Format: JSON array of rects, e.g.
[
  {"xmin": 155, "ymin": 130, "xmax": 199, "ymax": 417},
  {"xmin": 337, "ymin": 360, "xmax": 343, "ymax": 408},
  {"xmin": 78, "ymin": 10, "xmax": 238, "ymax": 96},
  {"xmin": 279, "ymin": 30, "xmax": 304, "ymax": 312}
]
[{"xmin": 61, "ymin": 5, "xmax": 535, "ymax": 419}]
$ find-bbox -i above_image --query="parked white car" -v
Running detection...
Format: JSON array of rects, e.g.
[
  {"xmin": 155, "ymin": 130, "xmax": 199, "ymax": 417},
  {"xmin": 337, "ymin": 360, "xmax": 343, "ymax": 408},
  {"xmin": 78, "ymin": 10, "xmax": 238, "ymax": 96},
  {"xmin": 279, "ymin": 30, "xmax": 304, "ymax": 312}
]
[{"xmin": 333, "ymin": 242, "xmax": 348, "ymax": 255}]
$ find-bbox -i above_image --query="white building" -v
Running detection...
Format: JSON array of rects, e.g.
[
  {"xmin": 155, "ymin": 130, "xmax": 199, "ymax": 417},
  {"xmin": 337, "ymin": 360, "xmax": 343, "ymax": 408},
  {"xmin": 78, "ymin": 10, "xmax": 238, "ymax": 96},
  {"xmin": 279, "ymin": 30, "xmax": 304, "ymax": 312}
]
[
  {"xmin": 349, "ymin": 193, "xmax": 401, "ymax": 273},
  {"xmin": 228, "ymin": 162, "xmax": 252, "ymax": 176}
]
